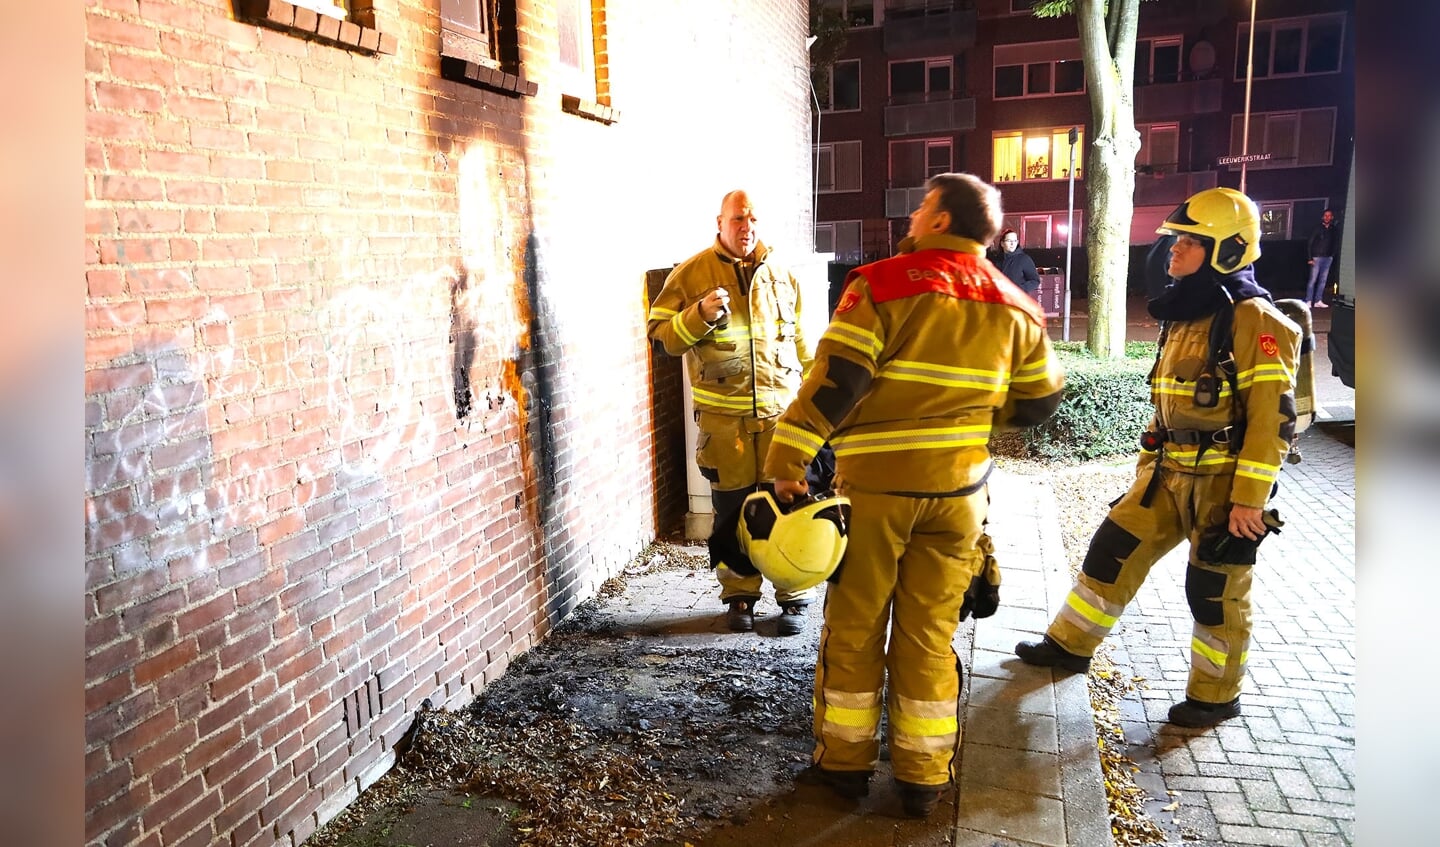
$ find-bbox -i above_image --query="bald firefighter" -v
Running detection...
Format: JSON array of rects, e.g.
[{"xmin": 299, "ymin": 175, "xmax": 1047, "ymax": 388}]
[
  {"xmin": 1016, "ymin": 187, "xmax": 1301, "ymax": 728},
  {"xmin": 766, "ymin": 173, "xmax": 1064, "ymax": 817},
  {"xmin": 647, "ymin": 190, "xmax": 816, "ymax": 635}
]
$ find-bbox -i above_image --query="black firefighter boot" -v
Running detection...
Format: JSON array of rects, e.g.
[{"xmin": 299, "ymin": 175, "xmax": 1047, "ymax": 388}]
[
  {"xmin": 1168, "ymin": 696, "xmax": 1241, "ymax": 728},
  {"xmin": 776, "ymin": 602, "xmax": 808, "ymax": 636},
  {"xmin": 1014, "ymin": 635, "xmax": 1092, "ymax": 673},
  {"xmin": 726, "ymin": 598, "xmax": 757, "ymax": 632}
]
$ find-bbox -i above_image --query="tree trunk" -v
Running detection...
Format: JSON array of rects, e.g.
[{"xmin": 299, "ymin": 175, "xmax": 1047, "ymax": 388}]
[
  {"xmin": 1073, "ymin": 0, "xmax": 1140, "ymax": 358},
  {"xmin": 1085, "ymin": 139, "xmax": 1135, "ymax": 358}
]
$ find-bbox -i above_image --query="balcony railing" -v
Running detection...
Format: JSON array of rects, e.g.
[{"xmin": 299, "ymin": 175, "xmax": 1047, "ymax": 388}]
[
  {"xmin": 884, "ymin": 92, "xmax": 976, "ymax": 136},
  {"xmin": 883, "ymin": 0, "xmax": 977, "ymax": 55},
  {"xmin": 1133, "ymin": 167, "xmax": 1218, "ymax": 207},
  {"xmin": 1134, "ymin": 75, "xmax": 1222, "ymax": 122}
]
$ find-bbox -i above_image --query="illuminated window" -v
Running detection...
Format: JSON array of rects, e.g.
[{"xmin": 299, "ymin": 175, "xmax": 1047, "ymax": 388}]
[{"xmin": 993, "ymin": 128, "xmax": 1083, "ymax": 183}]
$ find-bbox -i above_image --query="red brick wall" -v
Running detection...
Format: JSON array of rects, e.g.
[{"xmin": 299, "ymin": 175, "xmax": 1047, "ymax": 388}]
[{"xmin": 84, "ymin": 2, "xmax": 814, "ymax": 845}]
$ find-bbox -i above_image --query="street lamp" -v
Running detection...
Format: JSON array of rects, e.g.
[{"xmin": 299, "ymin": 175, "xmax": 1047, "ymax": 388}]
[{"xmin": 1064, "ymin": 126, "xmax": 1078, "ymax": 342}]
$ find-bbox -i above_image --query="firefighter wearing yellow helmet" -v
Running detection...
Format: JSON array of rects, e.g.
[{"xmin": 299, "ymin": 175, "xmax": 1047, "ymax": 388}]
[{"xmin": 1017, "ymin": 186, "xmax": 1302, "ymax": 728}]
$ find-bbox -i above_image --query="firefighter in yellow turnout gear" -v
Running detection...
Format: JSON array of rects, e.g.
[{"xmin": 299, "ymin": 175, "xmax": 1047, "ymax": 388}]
[
  {"xmin": 766, "ymin": 174, "xmax": 1064, "ymax": 817},
  {"xmin": 1017, "ymin": 187, "xmax": 1301, "ymax": 728},
  {"xmin": 647, "ymin": 190, "xmax": 817, "ymax": 634}
]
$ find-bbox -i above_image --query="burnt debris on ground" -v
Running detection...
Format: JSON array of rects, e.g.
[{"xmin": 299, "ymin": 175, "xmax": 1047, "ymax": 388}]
[{"xmin": 307, "ymin": 543, "xmax": 817, "ymax": 847}]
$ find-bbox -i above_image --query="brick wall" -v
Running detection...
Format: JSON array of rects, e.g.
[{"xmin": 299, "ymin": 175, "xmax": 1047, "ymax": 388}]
[{"xmin": 83, "ymin": 2, "xmax": 814, "ymax": 845}]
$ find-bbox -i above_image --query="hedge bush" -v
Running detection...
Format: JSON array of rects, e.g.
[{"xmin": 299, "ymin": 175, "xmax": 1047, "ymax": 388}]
[{"xmin": 994, "ymin": 341, "xmax": 1157, "ymax": 462}]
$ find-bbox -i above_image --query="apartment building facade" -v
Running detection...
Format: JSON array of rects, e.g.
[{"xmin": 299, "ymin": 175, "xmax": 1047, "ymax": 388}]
[{"xmin": 813, "ymin": 0, "xmax": 1355, "ymax": 290}]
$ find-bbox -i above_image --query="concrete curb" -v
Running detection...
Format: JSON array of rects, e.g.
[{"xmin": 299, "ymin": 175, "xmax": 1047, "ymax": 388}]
[{"xmin": 952, "ymin": 470, "xmax": 1113, "ymax": 847}]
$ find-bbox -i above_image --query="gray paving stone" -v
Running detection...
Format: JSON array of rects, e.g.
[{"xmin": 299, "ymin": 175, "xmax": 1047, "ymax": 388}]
[
  {"xmin": 964, "ymin": 704, "xmax": 1058, "ymax": 755},
  {"xmin": 1207, "ymin": 790, "xmax": 1256, "ymax": 824},
  {"xmin": 955, "ymin": 782, "xmax": 1067, "ymax": 847},
  {"xmin": 1217, "ymin": 824, "xmax": 1307, "ymax": 846},
  {"xmin": 1237, "ymin": 777, "xmax": 1288, "ymax": 812}
]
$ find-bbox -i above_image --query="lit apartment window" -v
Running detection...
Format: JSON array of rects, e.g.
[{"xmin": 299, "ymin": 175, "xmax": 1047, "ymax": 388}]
[
  {"xmin": 890, "ymin": 58, "xmax": 951, "ymax": 104},
  {"xmin": 822, "ymin": 60, "xmax": 861, "ymax": 112},
  {"xmin": 1137, "ymin": 123, "xmax": 1179, "ymax": 173},
  {"xmin": 815, "ymin": 221, "xmax": 863, "ymax": 264},
  {"xmin": 820, "ymin": 0, "xmax": 877, "ymax": 28},
  {"xmin": 994, "ymin": 41, "xmax": 1084, "ymax": 99},
  {"xmin": 993, "ymin": 128, "xmax": 1084, "ymax": 183},
  {"xmin": 1228, "ymin": 108, "xmax": 1335, "ymax": 169},
  {"xmin": 1135, "ymin": 36, "xmax": 1182, "ymax": 84},
  {"xmin": 890, "ymin": 139, "xmax": 952, "ymax": 188},
  {"xmin": 1235, "ymin": 13, "xmax": 1345, "ymax": 79},
  {"xmin": 817, "ymin": 141, "xmax": 862, "ymax": 193}
]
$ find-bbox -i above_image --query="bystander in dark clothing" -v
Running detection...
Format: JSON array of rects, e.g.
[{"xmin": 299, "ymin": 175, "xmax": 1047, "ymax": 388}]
[
  {"xmin": 1305, "ymin": 210, "xmax": 1338, "ymax": 308},
  {"xmin": 992, "ymin": 229, "xmax": 1040, "ymax": 300}
]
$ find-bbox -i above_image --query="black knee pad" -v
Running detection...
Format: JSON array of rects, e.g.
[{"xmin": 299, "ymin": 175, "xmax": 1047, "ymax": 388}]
[
  {"xmin": 1184, "ymin": 566, "xmax": 1229, "ymax": 626},
  {"xmin": 1081, "ymin": 518, "xmax": 1142, "ymax": 585}
]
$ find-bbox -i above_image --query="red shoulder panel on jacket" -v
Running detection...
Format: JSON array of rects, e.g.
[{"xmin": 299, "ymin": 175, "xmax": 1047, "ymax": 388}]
[{"xmin": 849, "ymin": 251, "xmax": 1044, "ymax": 326}]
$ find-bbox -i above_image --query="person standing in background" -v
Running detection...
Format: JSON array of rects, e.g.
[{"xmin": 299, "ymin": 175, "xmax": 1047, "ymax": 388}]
[
  {"xmin": 991, "ymin": 229, "xmax": 1041, "ymax": 301},
  {"xmin": 1304, "ymin": 209, "xmax": 1338, "ymax": 308}
]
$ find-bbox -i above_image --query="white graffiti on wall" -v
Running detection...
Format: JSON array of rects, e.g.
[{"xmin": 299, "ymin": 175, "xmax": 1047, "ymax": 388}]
[{"xmin": 86, "ymin": 144, "xmax": 534, "ymax": 565}]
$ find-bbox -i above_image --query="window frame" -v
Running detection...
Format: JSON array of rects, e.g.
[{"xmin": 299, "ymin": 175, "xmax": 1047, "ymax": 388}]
[
  {"xmin": 821, "ymin": 59, "xmax": 862, "ymax": 113},
  {"xmin": 234, "ymin": 0, "xmax": 394, "ymax": 54},
  {"xmin": 815, "ymin": 220, "xmax": 864, "ymax": 264},
  {"xmin": 889, "ymin": 57, "xmax": 953, "ymax": 104},
  {"xmin": 820, "ymin": 0, "xmax": 878, "ymax": 29},
  {"xmin": 888, "ymin": 138, "xmax": 952, "ymax": 189},
  {"xmin": 437, "ymin": 0, "xmax": 538, "ymax": 98},
  {"xmin": 816, "ymin": 140, "xmax": 863, "ymax": 194},
  {"xmin": 993, "ymin": 41, "xmax": 1085, "ymax": 100},
  {"xmin": 1136, "ymin": 122, "xmax": 1180, "ymax": 173},
  {"xmin": 999, "ymin": 211, "xmax": 1085, "ymax": 248},
  {"xmin": 1227, "ymin": 107, "xmax": 1336, "ymax": 170},
  {"xmin": 1135, "ymin": 35, "xmax": 1183, "ymax": 85},
  {"xmin": 1234, "ymin": 13, "xmax": 1346, "ymax": 80}
]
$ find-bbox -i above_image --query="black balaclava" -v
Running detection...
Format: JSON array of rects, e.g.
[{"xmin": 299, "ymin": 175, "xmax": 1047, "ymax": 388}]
[{"xmin": 1147, "ymin": 238, "xmax": 1271, "ymax": 322}]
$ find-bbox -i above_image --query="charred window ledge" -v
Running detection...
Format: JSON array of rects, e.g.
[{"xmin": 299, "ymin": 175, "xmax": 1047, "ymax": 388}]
[
  {"xmin": 440, "ymin": 57, "xmax": 538, "ymax": 98},
  {"xmin": 234, "ymin": 0, "xmax": 396, "ymax": 56},
  {"xmin": 561, "ymin": 94, "xmax": 618, "ymax": 125}
]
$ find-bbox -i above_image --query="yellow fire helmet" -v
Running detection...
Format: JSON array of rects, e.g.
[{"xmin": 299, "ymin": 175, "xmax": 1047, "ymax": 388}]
[
  {"xmin": 737, "ymin": 489, "xmax": 852, "ymax": 593},
  {"xmin": 1156, "ymin": 186, "xmax": 1262, "ymax": 274}
]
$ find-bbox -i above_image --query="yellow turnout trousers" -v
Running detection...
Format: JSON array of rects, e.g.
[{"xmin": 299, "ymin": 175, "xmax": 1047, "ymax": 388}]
[
  {"xmin": 1047, "ymin": 462, "xmax": 1254, "ymax": 704},
  {"xmin": 813, "ymin": 487, "xmax": 985, "ymax": 786}
]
